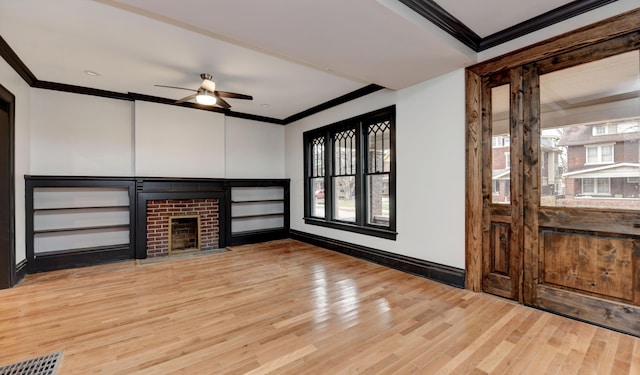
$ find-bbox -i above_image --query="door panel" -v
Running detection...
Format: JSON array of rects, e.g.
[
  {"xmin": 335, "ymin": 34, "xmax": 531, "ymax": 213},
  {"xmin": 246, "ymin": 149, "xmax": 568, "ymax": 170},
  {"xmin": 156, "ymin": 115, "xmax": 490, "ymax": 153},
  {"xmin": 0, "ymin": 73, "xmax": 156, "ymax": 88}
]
[
  {"xmin": 484, "ymin": 217, "xmax": 512, "ymax": 298},
  {"xmin": 482, "ymin": 72, "xmax": 522, "ymax": 301},
  {"xmin": 541, "ymin": 230, "xmax": 638, "ymax": 303},
  {"xmin": 525, "ymin": 49, "xmax": 640, "ymax": 335}
]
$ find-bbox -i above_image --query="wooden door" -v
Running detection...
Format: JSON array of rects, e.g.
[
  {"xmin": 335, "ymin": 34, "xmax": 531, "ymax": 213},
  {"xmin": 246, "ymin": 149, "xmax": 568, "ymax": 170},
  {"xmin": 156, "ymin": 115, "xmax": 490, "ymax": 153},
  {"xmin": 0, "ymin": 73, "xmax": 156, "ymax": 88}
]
[
  {"xmin": 521, "ymin": 49, "xmax": 640, "ymax": 335},
  {"xmin": 467, "ymin": 13, "xmax": 640, "ymax": 336},
  {"xmin": 481, "ymin": 69, "xmax": 524, "ymax": 301}
]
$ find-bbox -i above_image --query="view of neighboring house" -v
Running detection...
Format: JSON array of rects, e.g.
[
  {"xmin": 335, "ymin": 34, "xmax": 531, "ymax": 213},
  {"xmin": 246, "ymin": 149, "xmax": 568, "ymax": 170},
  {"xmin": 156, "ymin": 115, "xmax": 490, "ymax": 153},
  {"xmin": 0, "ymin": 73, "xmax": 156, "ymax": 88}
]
[
  {"xmin": 491, "ymin": 135, "xmax": 511, "ymax": 203},
  {"xmin": 491, "ymin": 133, "xmax": 565, "ymax": 205},
  {"xmin": 491, "ymin": 118, "xmax": 640, "ymax": 209},
  {"xmin": 557, "ymin": 119, "xmax": 640, "ymax": 209},
  {"xmin": 540, "ymin": 133, "xmax": 566, "ymax": 199}
]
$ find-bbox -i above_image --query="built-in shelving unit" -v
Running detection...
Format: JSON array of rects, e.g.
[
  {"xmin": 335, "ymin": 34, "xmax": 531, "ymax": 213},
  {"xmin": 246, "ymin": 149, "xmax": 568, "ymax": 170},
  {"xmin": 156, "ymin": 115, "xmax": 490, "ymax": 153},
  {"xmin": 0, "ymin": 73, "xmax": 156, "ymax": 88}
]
[
  {"xmin": 227, "ymin": 180, "xmax": 290, "ymax": 246},
  {"xmin": 25, "ymin": 176, "xmax": 290, "ymax": 271},
  {"xmin": 26, "ymin": 177, "xmax": 135, "ymax": 272}
]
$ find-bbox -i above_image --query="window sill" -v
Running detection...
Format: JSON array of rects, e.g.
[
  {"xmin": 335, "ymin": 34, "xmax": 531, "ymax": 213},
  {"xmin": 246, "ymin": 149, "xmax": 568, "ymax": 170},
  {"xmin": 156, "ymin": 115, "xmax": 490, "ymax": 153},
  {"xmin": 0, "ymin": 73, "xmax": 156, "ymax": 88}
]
[{"xmin": 304, "ymin": 217, "xmax": 397, "ymax": 240}]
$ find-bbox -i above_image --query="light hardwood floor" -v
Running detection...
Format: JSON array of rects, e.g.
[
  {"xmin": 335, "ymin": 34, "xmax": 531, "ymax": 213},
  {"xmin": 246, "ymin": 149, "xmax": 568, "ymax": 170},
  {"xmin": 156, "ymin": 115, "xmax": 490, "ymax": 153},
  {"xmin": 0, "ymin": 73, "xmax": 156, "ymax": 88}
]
[{"xmin": 1, "ymin": 239, "xmax": 639, "ymax": 374}]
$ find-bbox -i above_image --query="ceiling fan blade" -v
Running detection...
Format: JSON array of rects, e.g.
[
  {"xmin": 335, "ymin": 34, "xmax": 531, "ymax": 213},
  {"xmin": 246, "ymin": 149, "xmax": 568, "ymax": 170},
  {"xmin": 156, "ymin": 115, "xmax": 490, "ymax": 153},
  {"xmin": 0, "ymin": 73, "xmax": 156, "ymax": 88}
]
[
  {"xmin": 175, "ymin": 94, "xmax": 197, "ymax": 104},
  {"xmin": 155, "ymin": 84, "xmax": 197, "ymax": 92},
  {"xmin": 215, "ymin": 96, "xmax": 231, "ymax": 109},
  {"xmin": 214, "ymin": 90, "xmax": 253, "ymax": 100}
]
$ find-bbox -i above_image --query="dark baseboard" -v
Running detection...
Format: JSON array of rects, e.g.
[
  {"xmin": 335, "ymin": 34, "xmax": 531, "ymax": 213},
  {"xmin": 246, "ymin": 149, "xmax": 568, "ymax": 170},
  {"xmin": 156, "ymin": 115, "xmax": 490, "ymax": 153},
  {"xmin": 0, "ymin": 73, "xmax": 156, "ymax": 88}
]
[
  {"xmin": 15, "ymin": 259, "xmax": 27, "ymax": 284},
  {"xmin": 229, "ymin": 228, "xmax": 290, "ymax": 247},
  {"xmin": 28, "ymin": 247, "xmax": 131, "ymax": 274},
  {"xmin": 290, "ymin": 230, "xmax": 465, "ymax": 288}
]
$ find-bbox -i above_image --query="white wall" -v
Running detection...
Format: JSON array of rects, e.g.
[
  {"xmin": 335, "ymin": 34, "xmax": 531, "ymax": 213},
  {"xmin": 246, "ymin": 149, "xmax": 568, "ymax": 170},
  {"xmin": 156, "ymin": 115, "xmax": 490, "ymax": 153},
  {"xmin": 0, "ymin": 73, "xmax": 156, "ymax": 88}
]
[
  {"xmin": 285, "ymin": 69, "xmax": 466, "ymax": 268},
  {"xmin": 225, "ymin": 117, "xmax": 285, "ymax": 178},
  {"xmin": 0, "ymin": 58, "xmax": 31, "ymax": 263},
  {"xmin": 16, "ymin": 89, "xmax": 287, "ymax": 266},
  {"xmin": 31, "ymin": 89, "xmax": 133, "ymax": 176},
  {"xmin": 134, "ymin": 101, "xmax": 225, "ymax": 178}
]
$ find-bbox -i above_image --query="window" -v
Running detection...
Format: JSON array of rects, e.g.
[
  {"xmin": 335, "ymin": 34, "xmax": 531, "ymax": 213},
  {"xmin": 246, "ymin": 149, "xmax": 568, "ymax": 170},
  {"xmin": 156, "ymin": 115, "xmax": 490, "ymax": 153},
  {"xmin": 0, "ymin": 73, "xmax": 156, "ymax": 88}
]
[
  {"xmin": 505, "ymin": 152, "xmax": 511, "ymax": 169},
  {"xmin": 592, "ymin": 124, "xmax": 618, "ymax": 136},
  {"xmin": 492, "ymin": 135, "xmax": 510, "ymax": 147},
  {"xmin": 582, "ymin": 178, "xmax": 610, "ymax": 195},
  {"xmin": 304, "ymin": 106, "xmax": 396, "ymax": 239},
  {"xmin": 585, "ymin": 144, "xmax": 614, "ymax": 164}
]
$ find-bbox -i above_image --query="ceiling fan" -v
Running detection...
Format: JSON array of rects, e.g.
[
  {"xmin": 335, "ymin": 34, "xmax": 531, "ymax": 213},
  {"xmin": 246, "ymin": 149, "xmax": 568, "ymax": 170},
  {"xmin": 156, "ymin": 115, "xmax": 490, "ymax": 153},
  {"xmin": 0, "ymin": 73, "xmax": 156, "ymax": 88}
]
[{"xmin": 155, "ymin": 73, "xmax": 252, "ymax": 109}]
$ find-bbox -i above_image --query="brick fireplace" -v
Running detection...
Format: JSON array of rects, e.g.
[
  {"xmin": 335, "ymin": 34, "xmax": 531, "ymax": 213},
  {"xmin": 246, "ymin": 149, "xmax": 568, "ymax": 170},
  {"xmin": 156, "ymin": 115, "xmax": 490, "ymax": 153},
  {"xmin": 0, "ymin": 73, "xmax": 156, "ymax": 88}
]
[
  {"xmin": 135, "ymin": 179, "xmax": 227, "ymax": 259},
  {"xmin": 146, "ymin": 199, "xmax": 219, "ymax": 257}
]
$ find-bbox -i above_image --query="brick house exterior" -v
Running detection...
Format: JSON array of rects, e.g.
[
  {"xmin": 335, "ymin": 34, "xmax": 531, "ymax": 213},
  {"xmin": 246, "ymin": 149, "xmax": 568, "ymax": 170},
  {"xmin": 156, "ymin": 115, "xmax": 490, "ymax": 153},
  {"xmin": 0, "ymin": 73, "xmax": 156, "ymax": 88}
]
[{"xmin": 558, "ymin": 121, "xmax": 640, "ymax": 200}]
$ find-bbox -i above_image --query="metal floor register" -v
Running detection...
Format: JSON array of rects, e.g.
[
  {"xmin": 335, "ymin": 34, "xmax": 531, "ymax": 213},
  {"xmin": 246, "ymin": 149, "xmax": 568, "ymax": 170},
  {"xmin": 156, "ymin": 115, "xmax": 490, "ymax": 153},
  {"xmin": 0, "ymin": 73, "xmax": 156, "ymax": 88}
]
[{"xmin": 0, "ymin": 351, "xmax": 63, "ymax": 375}]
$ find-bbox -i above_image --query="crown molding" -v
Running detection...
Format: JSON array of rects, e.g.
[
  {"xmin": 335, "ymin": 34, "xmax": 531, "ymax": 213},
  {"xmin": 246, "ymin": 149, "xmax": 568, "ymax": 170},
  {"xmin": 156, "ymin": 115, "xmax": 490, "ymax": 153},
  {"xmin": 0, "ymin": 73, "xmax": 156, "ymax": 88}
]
[
  {"xmin": 396, "ymin": 0, "xmax": 480, "ymax": 50},
  {"xmin": 479, "ymin": 0, "xmax": 619, "ymax": 51},
  {"xmin": 282, "ymin": 84, "xmax": 385, "ymax": 125},
  {"xmin": 397, "ymin": 0, "xmax": 619, "ymax": 52},
  {"xmin": 0, "ymin": 35, "xmax": 37, "ymax": 85}
]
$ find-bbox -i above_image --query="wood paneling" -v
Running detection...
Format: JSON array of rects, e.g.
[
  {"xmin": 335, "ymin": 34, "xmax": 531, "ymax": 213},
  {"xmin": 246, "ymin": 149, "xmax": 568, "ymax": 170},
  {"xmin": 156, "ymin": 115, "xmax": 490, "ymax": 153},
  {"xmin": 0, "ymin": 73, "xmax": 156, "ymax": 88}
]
[
  {"xmin": 539, "ymin": 207, "xmax": 640, "ymax": 236},
  {"xmin": 537, "ymin": 284, "xmax": 640, "ymax": 337},
  {"xmin": 522, "ymin": 63, "xmax": 540, "ymax": 305},
  {"xmin": 508, "ymin": 67, "xmax": 524, "ymax": 303},
  {"xmin": 465, "ymin": 69, "xmax": 483, "ymax": 292},
  {"xmin": 468, "ymin": 8, "xmax": 640, "ymax": 77},
  {"xmin": 542, "ymin": 231, "xmax": 638, "ymax": 303},
  {"xmin": 1, "ymin": 239, "xmax": 639, "ymax": 373},
  {"xmin": 490, "ymin": 222, "xmax": 510, "ymax": 275}
]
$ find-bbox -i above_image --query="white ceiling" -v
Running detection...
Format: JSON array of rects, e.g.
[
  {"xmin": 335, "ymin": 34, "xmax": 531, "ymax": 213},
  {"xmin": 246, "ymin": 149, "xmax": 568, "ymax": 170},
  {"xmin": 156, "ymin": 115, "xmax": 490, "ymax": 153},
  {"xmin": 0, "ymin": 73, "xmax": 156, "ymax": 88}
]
[{"xmin": 0, "ymin": 0, "xmax": 636, "ymax": 120}]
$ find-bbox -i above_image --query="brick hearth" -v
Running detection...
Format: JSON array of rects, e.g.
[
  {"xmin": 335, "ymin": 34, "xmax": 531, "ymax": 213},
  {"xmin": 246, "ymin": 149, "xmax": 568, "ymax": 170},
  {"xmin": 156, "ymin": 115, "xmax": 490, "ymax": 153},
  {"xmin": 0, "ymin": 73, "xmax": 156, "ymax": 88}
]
[{"xmin": 146, "ymin": 199, "xmax": 219, "ymax": 257}]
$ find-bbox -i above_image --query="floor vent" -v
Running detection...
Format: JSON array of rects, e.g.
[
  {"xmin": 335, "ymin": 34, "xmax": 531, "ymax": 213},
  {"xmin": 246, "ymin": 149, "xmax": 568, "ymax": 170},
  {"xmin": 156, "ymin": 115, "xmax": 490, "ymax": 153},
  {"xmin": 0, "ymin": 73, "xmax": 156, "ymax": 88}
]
[{"xmin": 0, "ymin": 351, "xmax": 63, "ymax": 375}]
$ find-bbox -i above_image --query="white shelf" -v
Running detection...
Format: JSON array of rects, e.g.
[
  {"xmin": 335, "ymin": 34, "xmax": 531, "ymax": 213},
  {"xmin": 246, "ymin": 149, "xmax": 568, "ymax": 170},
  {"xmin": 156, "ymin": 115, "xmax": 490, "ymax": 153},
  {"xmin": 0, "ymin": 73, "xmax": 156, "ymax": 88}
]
[
  {"xmin": 32, "ymin": 186, "xmax": 131, "ymax": 254},
  {"xmin": 231, "ymin": 186, "xmax": 285, "ymax": 234}
]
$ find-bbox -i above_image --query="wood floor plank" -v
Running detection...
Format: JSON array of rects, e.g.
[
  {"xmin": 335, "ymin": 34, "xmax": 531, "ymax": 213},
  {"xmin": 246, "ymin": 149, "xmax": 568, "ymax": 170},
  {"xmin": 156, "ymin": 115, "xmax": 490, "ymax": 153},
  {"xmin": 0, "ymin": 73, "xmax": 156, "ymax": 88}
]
[{"xmin": 0, "ymin": 239, "xmax": 638, "ymax": 374}]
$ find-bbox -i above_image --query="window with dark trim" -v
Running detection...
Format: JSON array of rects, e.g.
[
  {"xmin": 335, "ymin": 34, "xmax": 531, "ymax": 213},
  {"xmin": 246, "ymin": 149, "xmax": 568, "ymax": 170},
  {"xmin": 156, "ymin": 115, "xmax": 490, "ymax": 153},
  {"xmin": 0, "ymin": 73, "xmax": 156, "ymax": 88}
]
[{"xmin": 303, "ymin": 106, "xmax": 396, "ymax": 240}]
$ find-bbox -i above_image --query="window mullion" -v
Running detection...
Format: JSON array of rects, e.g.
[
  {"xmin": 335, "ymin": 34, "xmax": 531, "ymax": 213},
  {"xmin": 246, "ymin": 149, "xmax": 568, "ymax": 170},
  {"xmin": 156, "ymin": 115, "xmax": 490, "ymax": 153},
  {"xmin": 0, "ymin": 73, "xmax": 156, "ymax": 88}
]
[
  {"xmin": 356, "ymin": 122, "xmax": 365, "ymax": 226},
  {"xmin": 325, "ymin": 131, "xmax": 332, "ymax": 220}
]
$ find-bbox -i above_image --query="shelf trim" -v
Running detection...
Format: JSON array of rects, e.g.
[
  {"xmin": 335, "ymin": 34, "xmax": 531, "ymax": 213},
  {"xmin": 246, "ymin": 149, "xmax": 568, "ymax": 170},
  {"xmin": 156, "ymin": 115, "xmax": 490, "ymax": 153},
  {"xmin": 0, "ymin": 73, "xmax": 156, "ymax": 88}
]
[
  {"xmin": 231, "ymin": 199, "xmax": 285, "ymax": 204},
  {"xmin": 33, "ymin": 205, "xmax": 131, "ymax": 211},
  {"xmin": 34, "ymin": 224, "xmax": 130, "ymax": 234},
  {"xmin": 34, "ymin": 243, "xmax": 130, "ymax": 257},
  {"xmin": 231, "ymin": 213, "xmax": 284, "ymax": 220},
  {"xmin": 231, "ymin": 227, "xmax": 287, "ymax": 236}
]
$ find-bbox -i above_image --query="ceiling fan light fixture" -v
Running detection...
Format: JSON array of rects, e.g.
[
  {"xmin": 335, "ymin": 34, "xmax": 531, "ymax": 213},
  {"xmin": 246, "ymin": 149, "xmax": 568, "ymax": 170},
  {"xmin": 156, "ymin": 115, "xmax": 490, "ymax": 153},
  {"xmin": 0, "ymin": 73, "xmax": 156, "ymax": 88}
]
[{"xmin": 195, "ymin": 91, "xmax": 217, "ymax": 106}]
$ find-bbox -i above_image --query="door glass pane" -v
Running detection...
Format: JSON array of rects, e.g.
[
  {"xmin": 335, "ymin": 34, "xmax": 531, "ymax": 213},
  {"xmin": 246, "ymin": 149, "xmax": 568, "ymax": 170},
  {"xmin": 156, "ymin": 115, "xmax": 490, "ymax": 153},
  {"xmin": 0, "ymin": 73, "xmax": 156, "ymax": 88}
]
[
  {"xmin": 492, "ymin": 84, "xmax": 511, "ymax": 204},
  {"xmin": 540, "ymin": 50, "xmax": 640, "ymax": 210}
]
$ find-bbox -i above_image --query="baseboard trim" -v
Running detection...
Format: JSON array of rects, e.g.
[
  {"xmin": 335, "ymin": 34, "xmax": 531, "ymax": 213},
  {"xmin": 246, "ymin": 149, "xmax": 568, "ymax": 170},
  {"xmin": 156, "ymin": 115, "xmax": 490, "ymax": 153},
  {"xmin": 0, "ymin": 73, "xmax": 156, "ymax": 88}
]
[
  {"xmin": 15, "ymin": 259, "xmax": 27, "ymax": 284},
  {"xmin": 290, "ymin": 230, "xmax": 465, "ymax": 288}
]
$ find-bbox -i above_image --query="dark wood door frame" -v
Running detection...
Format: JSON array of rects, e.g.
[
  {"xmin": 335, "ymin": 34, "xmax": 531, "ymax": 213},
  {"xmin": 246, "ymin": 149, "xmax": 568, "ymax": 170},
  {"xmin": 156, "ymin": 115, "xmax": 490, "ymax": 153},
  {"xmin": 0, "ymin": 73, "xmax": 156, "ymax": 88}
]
[
  {"xmin": 465, "ymin": 8, "xmax": 640, "ymax": 293},
  {"xmin": 0, "ymin": 83, "xmax": 15, "ymax": 289}
]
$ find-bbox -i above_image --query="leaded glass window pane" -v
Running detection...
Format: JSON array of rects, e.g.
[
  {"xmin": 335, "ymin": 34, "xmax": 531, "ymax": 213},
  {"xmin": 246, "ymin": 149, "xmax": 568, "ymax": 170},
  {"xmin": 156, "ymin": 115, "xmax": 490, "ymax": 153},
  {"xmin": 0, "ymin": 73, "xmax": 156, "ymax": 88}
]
[
  {"xmin": 366, "ymin": 120, "xmax": 391, "ymax": 226},
  {"xmin": 333, "ymin": 128, "xmax": 356, "ymax": 176}
]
